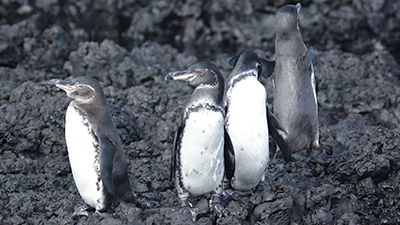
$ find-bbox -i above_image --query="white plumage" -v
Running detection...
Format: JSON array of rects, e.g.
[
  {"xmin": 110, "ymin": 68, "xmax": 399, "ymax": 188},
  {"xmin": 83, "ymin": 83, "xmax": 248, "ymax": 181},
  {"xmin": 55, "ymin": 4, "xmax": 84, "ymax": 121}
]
[
  {"xmin": 225, "ymin": 76, "xmax": 269, "ymax": 190},
  {"xmin": 179, "ymin": 108, "xmax": 225, "ymax": 196},
  {"xmin": 65, "ymin": 102, "xmax": 107, "ymax": 211}
]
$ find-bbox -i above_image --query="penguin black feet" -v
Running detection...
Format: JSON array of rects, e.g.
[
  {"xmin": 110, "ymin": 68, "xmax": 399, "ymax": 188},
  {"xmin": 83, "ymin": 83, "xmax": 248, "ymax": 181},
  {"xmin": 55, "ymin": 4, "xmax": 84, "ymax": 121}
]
[
  {"xmin": 71, "ymin": 205, "xmax": 93, "ymax": 219},
  {"xmin": 185, "ymin": 201, "xmax": 200, "ymax": 222},
  {"xmin": 221, "ymin": 189, "xmax": 233, "ymax": 202},
  {"xmin": 209, "ymin": 193, "xmax": 228, "ymax": 219},
  {"xmin": 291, "ymin": 148, "xmax": 311, "ymax": 161}
]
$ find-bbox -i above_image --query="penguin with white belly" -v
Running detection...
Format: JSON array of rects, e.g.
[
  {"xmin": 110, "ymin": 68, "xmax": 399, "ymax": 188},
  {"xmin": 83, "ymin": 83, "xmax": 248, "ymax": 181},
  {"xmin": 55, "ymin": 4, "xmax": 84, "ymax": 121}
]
[
  {"xmin": 165, "ymin": 62, "xmax": 234, "ymax": 220},
  {"xmin": 51, "ymin": 76, "xmax": 136, "ymax": 215},
  {"xmin": 224, "ymin": 50, "xmax": 292, "ymax": 191}
]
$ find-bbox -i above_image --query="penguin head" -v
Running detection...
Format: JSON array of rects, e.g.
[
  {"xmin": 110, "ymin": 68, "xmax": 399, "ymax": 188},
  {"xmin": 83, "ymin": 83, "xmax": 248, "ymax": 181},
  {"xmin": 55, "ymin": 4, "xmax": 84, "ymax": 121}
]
[
  {"xmin": 276, "ymin": 3, "xmax": 301, "ymax": 35},
  {"xmin": 229, "ymin": 50, "xmax": 275, "ymax": 79},
  {"xmin": 165, "ymin": 62, "xmax": 223, "ymax": 88},
  {"xmin": 51, "ymin": 76, "xmax": 105, "ymax": 105}
]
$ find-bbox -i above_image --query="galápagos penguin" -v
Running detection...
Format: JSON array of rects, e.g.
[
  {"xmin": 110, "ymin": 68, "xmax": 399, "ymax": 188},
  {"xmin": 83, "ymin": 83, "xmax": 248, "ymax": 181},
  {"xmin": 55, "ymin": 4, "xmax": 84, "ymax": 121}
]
[
  {"xmin": 51, "ymin": 76, "xmax": 135, "ymax": 215},
  {"xmin": 165, "ymin": 62, "xmax": 234, "ymax": 221},
  {"xmin": 224, "ymin": 50, "xmax": 291, "ymax": 191},
  {"xmin": 273, "ymin": 3, "xmax": 320, "ymax": 152}
]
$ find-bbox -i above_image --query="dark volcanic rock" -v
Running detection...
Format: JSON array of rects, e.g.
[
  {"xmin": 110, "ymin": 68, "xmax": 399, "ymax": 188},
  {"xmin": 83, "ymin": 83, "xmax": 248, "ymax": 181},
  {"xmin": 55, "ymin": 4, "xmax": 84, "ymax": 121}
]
[
  {"xmin": 2, "ymin": 0, "xmax": 399, "ymax": 59},
  {"xmin": 1, "ymin": 1, "xmax": 400, "ymax": 225},
  {"xmin": 354, "ymin": 0, "xmax": 400, "ymax": 54}
]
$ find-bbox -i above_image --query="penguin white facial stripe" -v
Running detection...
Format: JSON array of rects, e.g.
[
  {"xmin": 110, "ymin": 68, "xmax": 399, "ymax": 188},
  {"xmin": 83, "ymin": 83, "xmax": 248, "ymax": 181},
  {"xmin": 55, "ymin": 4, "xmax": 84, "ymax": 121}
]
[
  {"xmin": 75, "ymin": 95, "xmax": 95, "ymax": 103},
  {"xmin": 58, "ymin": 83, "xmax": 96, "ymax": 103},
  {"xmin": 198, "ymin": 84, "xmax": 216, "ymax": 89},
  {"xmin": 56, "ymin": 84, "xmax": 76, "ymax": 92},
  {"xmin": 57, "ymin": 83, "xmax": 95, "ymax": 93},
  {"xmin": 179, "ymin": 109, "xmax": 225, "ymax": 196},
  {"xmin": 225, "ymin": 77, "xmax": 269, "ymax": 190},
  {"xmin": 65, "ymin": 103, "xmax": 107, "ymax": 210}
]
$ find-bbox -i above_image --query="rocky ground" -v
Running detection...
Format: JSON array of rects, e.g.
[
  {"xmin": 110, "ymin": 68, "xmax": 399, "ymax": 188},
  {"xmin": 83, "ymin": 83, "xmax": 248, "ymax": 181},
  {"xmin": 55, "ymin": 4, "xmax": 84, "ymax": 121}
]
[{"xmin": 1, "ymin": 0, "xmax": 400, "ymax": 224}]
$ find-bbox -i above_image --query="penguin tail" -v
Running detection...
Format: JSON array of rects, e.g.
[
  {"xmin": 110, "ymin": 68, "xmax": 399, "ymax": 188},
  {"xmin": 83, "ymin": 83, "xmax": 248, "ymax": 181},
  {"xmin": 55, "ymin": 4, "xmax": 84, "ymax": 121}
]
[{"xmin": 116, "ymin": 186, "xmax": 135, "ymax": 203}]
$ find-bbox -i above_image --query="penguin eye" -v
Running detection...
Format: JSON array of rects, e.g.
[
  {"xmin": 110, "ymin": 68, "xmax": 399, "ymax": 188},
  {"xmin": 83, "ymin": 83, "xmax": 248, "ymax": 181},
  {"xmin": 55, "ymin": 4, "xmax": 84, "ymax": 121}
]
[
  {"xmin": 197, "ymin": 69, "xmax": 206, "ymax": 76},
  {"xmin": 76, "ymin": 87, "xmax": 91, "ymax": 96}
]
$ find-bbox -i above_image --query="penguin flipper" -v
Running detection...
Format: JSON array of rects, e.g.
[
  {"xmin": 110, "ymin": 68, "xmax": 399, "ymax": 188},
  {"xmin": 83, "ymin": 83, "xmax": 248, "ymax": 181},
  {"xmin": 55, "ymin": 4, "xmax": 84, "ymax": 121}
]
[
  {"xmin": 98, "ymin": 135, "xmax": 134, "ymax": 202},
  {"xmin": 111, "ymin": 143, "xmax": 135, "ymax": 202},
  {"xmin": 171, "ymin": 125, "xmax": 183, "ymax": 182},
  {"xmin": 259, "ymin": 59, "xmax": 275, "ymax": 79},
  {"xmin": 229, "ymin": 54, "xmax": 240, "ymax": 67},
  {"xmin": 303, "ymin": 47, "xmax": 315, "ymax": 68},
  {"xmin": 266, "ymin": 106, "xmax": 292, "ymax": 162},
  {"xmin": 224, "ymin": 128, "xmax": 235, "ymax": 180},
  {"xmin": 98, "ymin": 135, "xmax": 117, "ymax": 196}
]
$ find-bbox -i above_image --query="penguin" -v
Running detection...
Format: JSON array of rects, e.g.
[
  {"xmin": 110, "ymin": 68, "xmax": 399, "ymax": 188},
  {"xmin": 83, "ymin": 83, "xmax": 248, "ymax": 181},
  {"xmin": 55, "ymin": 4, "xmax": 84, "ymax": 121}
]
[
  {"xmin": 51, "ymin": 76, "xmax": 135, "ymax": 215},
  {"xmin": 224, "ymin": 50, "xmax": 291, "ymax": 191},
  {"xmin": 273, "ymin": 3, "xmax": 320, "ymax": 152},
  {"xmin": 165, "ymin": 62, "xmax": 234, "ymax": 220}
]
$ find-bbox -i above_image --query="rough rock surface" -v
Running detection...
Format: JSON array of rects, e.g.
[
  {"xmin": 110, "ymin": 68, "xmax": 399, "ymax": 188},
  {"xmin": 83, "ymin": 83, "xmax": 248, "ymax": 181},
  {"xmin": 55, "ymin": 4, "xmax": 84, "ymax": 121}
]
[{"xmin": 1, "ymin": 1, "xmax": 400, "ymax": 225}]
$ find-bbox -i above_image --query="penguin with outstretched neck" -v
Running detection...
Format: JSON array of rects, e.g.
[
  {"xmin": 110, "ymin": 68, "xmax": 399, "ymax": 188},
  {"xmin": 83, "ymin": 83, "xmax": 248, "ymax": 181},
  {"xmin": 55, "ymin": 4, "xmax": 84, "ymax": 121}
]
[
  {"xmin": 224, "ymin": 50, "xmax": 292, "ymax": 191},
  {"xmin": 51, "ymin": 76, "xmax": 136, "ymax": 216},
  {"xmin": 166, "ymin": 62, "xmax": 234, "ymax": 221},
  {"xmin": 273, "ymin": 3, "xmax": 320, "ymax": 153}
]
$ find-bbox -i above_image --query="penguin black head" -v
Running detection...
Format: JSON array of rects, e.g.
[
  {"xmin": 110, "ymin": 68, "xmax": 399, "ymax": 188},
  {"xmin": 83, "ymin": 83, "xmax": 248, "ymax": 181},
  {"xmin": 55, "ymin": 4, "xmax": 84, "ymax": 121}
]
[
  {"xmin": 229, "ymin": 50, "xmax": 275, "ymax": 79},
  {"xmin": 276, "ymin": 3, "xmax": 301, "ymax": 35},
  {"xmin": 165, "ymin": 61, "xmax": 223, "ymax": 88},
  {"xmin": 51, "ymin": 76, "xmax": 106, "ymax": 106}
]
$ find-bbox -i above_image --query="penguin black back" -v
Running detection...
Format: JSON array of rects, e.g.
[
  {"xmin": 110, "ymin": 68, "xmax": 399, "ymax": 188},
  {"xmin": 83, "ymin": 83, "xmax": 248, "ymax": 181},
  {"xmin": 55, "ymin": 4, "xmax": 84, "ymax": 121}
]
[{"xmin": 273, "ymin": 3, "xmax": 320, "ymax": 152}]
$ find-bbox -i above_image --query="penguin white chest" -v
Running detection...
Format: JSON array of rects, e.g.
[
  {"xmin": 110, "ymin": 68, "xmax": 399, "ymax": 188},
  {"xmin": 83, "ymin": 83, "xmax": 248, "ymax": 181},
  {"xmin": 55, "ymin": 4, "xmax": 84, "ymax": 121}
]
[
  {"xmin": 179, "ymin": 108, "xmax": 225, "ymax": 196},
  {"xmin": 65, "ymin": 103, "xmax": 107, "ymax": 210},
  {"xmin": 226, "ymin": 77, "xmax": 269, "ymax": 190}
]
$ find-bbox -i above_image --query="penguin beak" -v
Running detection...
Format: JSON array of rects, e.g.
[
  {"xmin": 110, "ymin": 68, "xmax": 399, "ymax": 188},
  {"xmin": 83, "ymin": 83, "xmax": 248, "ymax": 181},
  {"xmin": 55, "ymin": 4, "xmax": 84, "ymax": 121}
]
[
  {"xmin": 56, "ymin": 84, "xmax": 79, "ymax": 93},
  {"xmin": 49, "ymin": 79, "xmax": 79, "ymax": 93},
  {"xmin": 165, "ymin": 70, "xmax": 197, "ymax": 81}
]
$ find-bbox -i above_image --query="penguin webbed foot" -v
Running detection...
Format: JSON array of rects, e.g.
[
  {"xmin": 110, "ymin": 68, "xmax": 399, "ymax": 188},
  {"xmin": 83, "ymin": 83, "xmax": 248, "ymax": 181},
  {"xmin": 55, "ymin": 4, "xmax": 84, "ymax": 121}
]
[
  {"xmin": 185, "ymin": 201, "xmax": 200, "ymax": 222},
  {"xmin": 221, "ymin": 189, "xmax": 233, "ymax": 202},
  {"xmin": 178, "ymin": 197, "xmax": 201, "ymax": 222},
  {"xmin": 119, "ymin": 200, "xmax": 147, "ymax": 210},
  {"xmin": 291, "ymin": 148, "xmax": 311, "ymax": 161},
  {"xmin": 71, "ymin": 205, "xmax": 93, "ymax": 219},
  {"xmin": 209, "ymin": 194, "xmax": 228, "ymax": 219},
  {"xmin": 131, "ymin": 193, "xmax": 149, "ymax": 209}
]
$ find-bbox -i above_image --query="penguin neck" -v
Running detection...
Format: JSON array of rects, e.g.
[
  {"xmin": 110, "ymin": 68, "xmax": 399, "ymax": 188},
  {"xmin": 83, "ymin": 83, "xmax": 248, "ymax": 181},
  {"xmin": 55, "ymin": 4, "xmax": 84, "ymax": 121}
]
[
  {"xmin": 275, "ymin": 29, "xmax": 307, "ymax": 57},
  {"xmin": 71, "ymin": 100, "xmax": 112, "ymax": 128},
  {"xmin": 227, "ymin": 70, "xmax": 258, "ymax": 91},
  {"xmin": 70, "ymin": 100, "xmax": 121, "ymax": 148},
  {"xmin": 187, "ymin": 85, "xmax": 223, "ymax": 108}
]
